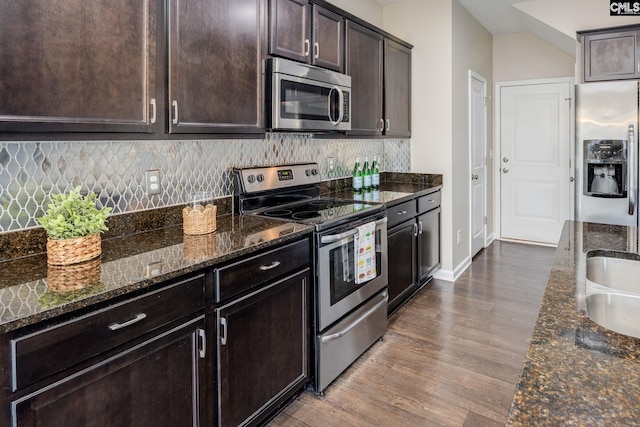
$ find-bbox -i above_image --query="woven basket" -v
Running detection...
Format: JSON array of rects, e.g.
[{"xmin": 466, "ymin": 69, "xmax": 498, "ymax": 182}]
[
  {"xmin": 47, "ymin": 258, "xmax": 102, "ymax": 292},
  {"xmin": 183, "ymin": 204, "xmax": 217, "ymax": 235},
  {"xmin": 46, "ymin": 233, "xmax": 102, "ymax": 265}
]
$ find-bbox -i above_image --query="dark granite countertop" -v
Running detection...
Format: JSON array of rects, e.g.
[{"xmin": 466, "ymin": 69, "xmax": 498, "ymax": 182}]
[
  {"xmin": 507, "ymin": 220, "xmax": 640, "ymax": 425},
  {"xmin": 0, "ymin": 215, "xmax": 312, "ymax": 333},
  {"xmin": 0, "ymin": 173, "xmax": 442, "ymax": 335}
]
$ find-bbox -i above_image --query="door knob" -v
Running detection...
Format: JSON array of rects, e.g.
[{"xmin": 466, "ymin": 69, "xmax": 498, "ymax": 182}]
[
  {"xmin": 570, "ymin": 177, "xmax": 574, "ymax": 182},
  {"xmin": 502, "ymin": 168, "xmax": 509, "ymax": 173},
  {"xmin": 503, "ymin": 157, "xmax": 509, "ymax": 163}
]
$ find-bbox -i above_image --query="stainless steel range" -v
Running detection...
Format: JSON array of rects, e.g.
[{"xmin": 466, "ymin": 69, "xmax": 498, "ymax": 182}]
[{"xmin": 233, "ymin": 163, "xmax": 388, "ymax": 395}]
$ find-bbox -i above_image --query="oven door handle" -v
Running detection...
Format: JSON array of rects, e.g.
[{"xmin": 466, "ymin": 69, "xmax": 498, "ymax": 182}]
[
  {"xmin": 320, "ymin": 291, "xmax": 388, "ymax": 343},
  {"xmin": 320, "ymin": 217, "xmax": 387, "ymax": 244}
]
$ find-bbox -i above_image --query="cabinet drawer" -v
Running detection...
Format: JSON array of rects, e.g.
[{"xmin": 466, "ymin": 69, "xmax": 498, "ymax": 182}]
[
  {"xmin": 11, "ymin": 275, "xmax": 205, "ymax": 391},
  {"xmin": 418, "ymin": 191, "xmax": 441, "ymax": 212},
  {"xmin": 215, "ymin": 238, "xmax": 310, "ymax": 302},
  {"xmin": 386, "ymin": 200, "xmax": 417, "ymax": 228}
]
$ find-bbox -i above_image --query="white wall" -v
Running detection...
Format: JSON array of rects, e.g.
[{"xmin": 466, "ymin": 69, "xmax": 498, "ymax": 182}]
[
  {"xmin": 326, "ymin": 0, "xmax": 383, "ymax": 28},
  {"xmin": 384, "ymin": 0, "xmax": 455, "ymax": 272},
  {"xmin": 493, "ymin": 32, "xmax": 575, "ymax": 83}
]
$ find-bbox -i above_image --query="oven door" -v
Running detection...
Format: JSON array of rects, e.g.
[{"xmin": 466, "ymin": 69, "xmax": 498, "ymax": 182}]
[
  {"xmin": 316, "ymin": 216, "xmax": 387, "ymax": 331},
  {"xmin": 271, "ymin": 73, "xmax": 350, "ymax": 131}
]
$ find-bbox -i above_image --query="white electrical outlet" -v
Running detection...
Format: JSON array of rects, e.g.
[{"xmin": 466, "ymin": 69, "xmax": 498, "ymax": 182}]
[
  {"xmin": 146, "ymin": 169, "xmax": 161, "ymax": 195},
  {"xmin": 328, "ymin": 157, "xmax": 335, "ymax": 171},
  {"xmin": 457, "ymin": 230, "xmax": 462, "ymax": 245}
]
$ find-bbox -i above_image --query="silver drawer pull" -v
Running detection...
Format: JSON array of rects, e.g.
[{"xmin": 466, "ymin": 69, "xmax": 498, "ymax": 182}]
[
  {"xmin": 259, "ymin": 261, "xmax": 281, "ymax": 271},
  {"xmin": 108, "ymin": 313, "xmax": 147, "ymax": 331},
  {"xmin": 397, "ymin": 210, "xmax": 407, "ymax": 215}
]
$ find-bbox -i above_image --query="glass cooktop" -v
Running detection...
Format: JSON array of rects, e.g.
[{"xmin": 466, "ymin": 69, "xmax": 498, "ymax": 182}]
[{"xmin": 260, "ymin": 198, "xmax": 377, "ymax": 224}]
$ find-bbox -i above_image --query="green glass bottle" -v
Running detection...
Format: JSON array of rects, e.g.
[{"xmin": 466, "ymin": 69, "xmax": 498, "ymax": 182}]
[
  {"xmin": 352, "ymin": 157, "xmax": 363, "ymax": 193},
  {"xmin": 372, "ymin": 156, "xmax": 380, "ymax": 189},
  {"xmin": 363, "ymin": 156, "xmax": 371, "ymax": 191}
]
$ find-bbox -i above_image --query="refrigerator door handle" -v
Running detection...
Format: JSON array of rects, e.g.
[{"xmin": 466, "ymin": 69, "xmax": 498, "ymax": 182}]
[{"xmin": 629, "ymin": 124, "xmax": 636, "ymax": 216}]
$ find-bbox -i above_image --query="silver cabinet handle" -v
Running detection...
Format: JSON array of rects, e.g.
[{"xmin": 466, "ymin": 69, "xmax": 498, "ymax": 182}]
[
  {"xmin": 197, "ymin": 328, "xmax": 206, "ymax": 359},
  {"xmin": 150, "ymin": 98, "xmax": 156, "ymax": 124},
  {"xmin": 172, "ymin": 100, "xmax": 179, "ymax": 125},
  {"xmin": 259, "ymin": 261, "xmax": 281, "ymax": 271},
  {"xmin": 314, "ymin": 42, "xmax": 319, "ymax": 59},
  {"xmin": 502, "ymin": 168, "xmax": 509, "ymax": 173},
  {"xmin": 320, "ymin": 291, "xmax": 388, "ymax": 343},
  {"xmin": 220, "ymin": 317, "xmax": 227, "ymax": 346},
  {"xmin": 418, "ymin": 221, "xmax": 423, "ymax": 235},
  {"xmin": 397, "ymin": 210, "xmax": 408, "ymax": 215},
  {"xmin": 385, "ymin": 119, "xmax": 390, "ymax": 132},
  {"xmin": 413, "ymin": 222, "xmax": 418, "ymax": 237},
  {"xmin": 108, "ymin": 313, "xmax": 147, "ymax": 331},
  {"xmin": 378, "ymin": 118, "xmax": 384, "ymax": 131},
  {"xmin": 304, "ymin": 39, "xmax": 310, "ymax": 57}
]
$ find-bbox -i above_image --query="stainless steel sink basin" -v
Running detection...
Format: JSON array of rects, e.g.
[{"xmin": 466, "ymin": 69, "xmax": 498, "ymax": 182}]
[{"xmin": 585, "ymin": 251, "xmax": 640, "ymax": 339}]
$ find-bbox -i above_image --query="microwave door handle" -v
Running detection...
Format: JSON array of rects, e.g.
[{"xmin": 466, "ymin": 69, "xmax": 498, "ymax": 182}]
[
  {"xmin": 327, "ymin": 86, "xmax": 344, "ymax": 126},
  {"xmin": 629, "ymin": 124, "xmax": 636, "ymax": 216}
]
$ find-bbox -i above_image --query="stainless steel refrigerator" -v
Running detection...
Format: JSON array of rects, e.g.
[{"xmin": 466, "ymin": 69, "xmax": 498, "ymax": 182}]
[{"xmin": 575, "ymin": 80, "xmax": 640, "ymax": 226}]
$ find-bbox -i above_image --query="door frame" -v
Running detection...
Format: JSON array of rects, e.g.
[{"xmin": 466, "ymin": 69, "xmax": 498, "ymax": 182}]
[
  {"xmin": 494, "ymin": 77, "xmax": 575, "ymax": 245},
  {"xmin": 468, "ymin": 70, "xmax": 488, "ymax": 256}
]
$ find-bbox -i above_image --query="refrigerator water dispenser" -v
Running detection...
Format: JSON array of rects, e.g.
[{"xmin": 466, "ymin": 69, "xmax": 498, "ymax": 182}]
[{"xmin": 583, "ymin": 139, "xmax": 627, "ymax": 198}]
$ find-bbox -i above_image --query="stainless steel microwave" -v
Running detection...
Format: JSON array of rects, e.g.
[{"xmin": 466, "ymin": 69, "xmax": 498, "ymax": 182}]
[{"xmin": 266, "ymin": 58, "xmax": 351, "ymax": 131}]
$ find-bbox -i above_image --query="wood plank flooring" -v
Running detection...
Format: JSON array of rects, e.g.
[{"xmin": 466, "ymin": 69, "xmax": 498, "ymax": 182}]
[{"xmin": 268, "ymin": 241, "xmax": 556, "ymax": 427}]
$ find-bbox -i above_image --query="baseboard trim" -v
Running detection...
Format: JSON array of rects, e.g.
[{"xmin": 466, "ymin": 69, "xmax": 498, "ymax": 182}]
[{"xmin": 432, "ymin": 255, "xmax": 472, "ymax": 282}]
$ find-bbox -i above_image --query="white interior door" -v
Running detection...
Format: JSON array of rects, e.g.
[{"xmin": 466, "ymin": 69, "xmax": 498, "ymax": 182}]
[
  {"xmin": 499, "ymin": 81, "xmax": 572, "ymax": 245},
  {"xmin": 470, "ymin": 72, "xmax": 487, "ymax": 257}
]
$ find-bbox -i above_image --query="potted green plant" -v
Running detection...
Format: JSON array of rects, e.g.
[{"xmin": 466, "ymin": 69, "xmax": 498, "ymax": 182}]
[{"xmin": 37, "ymin": 186, "xmax": 112, "ymax": 265}]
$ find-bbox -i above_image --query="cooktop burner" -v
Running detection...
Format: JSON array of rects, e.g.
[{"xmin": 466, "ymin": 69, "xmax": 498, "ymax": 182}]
[{"xmin": 233, "ymin": 163, "xmax": 386, "ymax": 231}]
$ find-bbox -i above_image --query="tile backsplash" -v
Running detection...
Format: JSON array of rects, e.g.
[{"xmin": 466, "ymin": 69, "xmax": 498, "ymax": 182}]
[{"xmin": 0, "ymin": 134, "xmax": 410, "ymax": 233}]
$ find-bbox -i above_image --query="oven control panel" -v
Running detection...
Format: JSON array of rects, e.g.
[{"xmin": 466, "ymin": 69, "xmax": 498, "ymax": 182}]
[{"xmin": 236, "ymin": 163, "xmax": 321, "ymax": 194}]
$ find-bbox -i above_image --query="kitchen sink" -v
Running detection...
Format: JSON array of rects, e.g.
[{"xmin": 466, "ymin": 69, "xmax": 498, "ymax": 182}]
[{"xmin": 585, "ymin": 251, "xmax": 640, "ymax": 339}]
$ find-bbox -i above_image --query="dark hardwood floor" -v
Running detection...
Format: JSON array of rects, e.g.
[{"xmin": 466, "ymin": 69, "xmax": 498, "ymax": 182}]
[{"xmin": 268, "ymin": 240, "xmax": 556, "ymax": 427}]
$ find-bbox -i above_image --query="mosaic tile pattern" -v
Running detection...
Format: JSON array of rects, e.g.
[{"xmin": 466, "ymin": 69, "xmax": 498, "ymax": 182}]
[{"xmin": 0, "ymin": 135, "xmax": 410, "ymax": 233}]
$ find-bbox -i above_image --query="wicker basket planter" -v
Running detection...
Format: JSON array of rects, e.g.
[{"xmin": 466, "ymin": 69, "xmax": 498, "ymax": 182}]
[
  {"xmin": 183, "ymin": 204, "xmax": 217, "ymax": 235},
  {"xmin": 46, "ymin": 233, "xmax": 102, "ymax": 265}
]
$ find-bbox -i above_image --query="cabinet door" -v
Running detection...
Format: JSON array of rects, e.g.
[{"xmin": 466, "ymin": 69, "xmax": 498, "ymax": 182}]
[
  {"xmin": 168, "ymin": 0, "xmax": 264, "ymax": 134},
  {"xmin": 387, "ymin": 220, "xmax": 417, "ymax": 312},
  {"xmin": 583, "ymin": 30, "xmax": 640, "ymax": 82},
  {"xmin": 13, "ymin": 317, "xmax": 207, "ymax": 427},
  {"xmin": 217, "ymin": 271, "xmax": 309, "ymax": 427},
  {"xmin": 417, "ymin": 207, "xmax": 441, "ymax": 284},
  {"xmin": 384, "ymin": 39, "xmax": 412, "ymax": 137},
  {"xmin": 345, "ymin": 21, "xmax": 384, "ymax": 136},
  {"xmin": 312, "ymin": 5, "xmax": 344, "ymax": 72},
  {"xmin": 269, "ymin": 0, "xmax": 310, "ymax": 63},
  {"xmin": 0, "ymin": 0, "xmax": 157, "ymax": 133}
]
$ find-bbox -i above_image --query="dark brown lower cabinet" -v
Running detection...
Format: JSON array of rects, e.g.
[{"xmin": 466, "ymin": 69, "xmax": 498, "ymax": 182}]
[
  {"xmin": 12, "ymin": 316, "xmax": 207, "ymax": 427},
  {"xmin": 216, "ymin": 270, "xmax": 309, "ymax": 427},
  {"xmin": 387, "ymin": 219, "xmax": 417, "ymax": 312}
]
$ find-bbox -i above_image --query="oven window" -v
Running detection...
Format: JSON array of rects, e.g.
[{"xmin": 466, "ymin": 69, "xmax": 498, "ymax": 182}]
[
  {"xmin": 328, "ymin": 231, "xmax": 382, "ymax": 305},
  {"xmin": 280, "ymin": 80, "xmax": 339, "ymax": 122}
]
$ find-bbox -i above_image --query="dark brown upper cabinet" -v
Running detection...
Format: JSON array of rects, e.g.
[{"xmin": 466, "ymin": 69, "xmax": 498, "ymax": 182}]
[
  {"xmin": 168, "ymin": 0, "xmax": 265, "ymax": 134},
  {"xmin": 0, "ymin": 0, "xmax": 158, "ymax": 133},
  {"xmin": 345, "ymin": 21, "xmax": 384, "ymax": 136},
  {"xmin": 269, "ymin": 0, "xmax": 344, "ymax": 72},
  {"xmin": 581, "ymin": 27, "xmax": 640, "ymax": 82},
  {"xmin": 384, "ymin": 39, "xmax": 412, "ymax": 137},
  {"xmin": 346, "ymin": 21, "xmax": 411, "ymax": 137}
]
